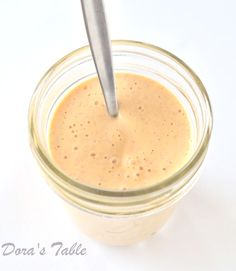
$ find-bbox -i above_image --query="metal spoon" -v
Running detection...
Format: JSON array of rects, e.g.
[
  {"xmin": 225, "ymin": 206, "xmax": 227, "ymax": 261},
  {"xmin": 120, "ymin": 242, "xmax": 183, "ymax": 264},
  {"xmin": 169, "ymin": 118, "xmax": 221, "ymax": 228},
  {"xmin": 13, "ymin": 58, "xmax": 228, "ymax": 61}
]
[{"xmin": 81, "ymin": 0, "xmax": 118, "ymax": 117}]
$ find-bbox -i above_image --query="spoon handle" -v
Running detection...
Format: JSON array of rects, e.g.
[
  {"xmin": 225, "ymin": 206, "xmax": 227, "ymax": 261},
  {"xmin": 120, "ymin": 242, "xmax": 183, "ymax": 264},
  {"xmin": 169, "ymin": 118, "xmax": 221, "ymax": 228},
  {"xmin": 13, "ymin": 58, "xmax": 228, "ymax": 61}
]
[{"xmin": 81, "ymin": 0, "xmax": 118, "ymax": 117}]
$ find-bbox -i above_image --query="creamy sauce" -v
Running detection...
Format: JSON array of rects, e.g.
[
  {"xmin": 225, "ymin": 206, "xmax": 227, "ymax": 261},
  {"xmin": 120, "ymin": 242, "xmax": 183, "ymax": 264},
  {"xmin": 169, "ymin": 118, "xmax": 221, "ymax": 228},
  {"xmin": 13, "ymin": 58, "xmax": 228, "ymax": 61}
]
[{"xmin": 49, "ymin": 73, "xmax": 192, "ymax": 190}]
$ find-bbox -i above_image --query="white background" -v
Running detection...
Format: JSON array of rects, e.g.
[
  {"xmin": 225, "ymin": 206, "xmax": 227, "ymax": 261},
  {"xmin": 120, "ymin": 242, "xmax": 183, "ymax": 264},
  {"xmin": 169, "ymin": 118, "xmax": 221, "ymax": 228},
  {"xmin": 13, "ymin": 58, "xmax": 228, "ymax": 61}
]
[{"xmin": 0, "ymin": 0, "xmax": 235, "ymax": 270}]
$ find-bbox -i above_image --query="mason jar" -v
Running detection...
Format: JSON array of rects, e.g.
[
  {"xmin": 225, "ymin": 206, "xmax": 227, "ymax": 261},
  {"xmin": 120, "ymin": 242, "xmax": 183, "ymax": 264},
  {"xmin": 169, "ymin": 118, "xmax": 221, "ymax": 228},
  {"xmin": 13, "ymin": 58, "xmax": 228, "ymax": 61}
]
[{"xmin": 28, "ymin": 40, "xmax": 213, "ymax": 246}]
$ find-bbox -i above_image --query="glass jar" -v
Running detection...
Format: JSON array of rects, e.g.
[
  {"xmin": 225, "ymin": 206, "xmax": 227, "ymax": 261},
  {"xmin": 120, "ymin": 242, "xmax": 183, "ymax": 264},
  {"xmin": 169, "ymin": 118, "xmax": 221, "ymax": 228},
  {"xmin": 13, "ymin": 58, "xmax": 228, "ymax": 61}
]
[{"xmin": 28, "ymin": 40, "xmax": 213, "ymax": 246}]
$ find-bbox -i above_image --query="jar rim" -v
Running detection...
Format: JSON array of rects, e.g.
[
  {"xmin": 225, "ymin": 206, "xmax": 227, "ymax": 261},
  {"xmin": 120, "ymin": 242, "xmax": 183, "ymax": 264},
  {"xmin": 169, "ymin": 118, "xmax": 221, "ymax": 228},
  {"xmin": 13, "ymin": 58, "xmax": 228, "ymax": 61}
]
[{"xmin": 29, "ymin": 40, "xmax": 213, "ymax": 200}]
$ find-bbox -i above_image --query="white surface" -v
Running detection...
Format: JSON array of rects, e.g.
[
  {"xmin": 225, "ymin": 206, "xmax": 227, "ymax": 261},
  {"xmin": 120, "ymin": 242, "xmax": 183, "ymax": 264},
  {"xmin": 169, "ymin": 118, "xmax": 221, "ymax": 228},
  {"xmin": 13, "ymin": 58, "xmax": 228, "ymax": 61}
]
[{"xmin": 0, "ymin": 0, "xmax": 235, "ymax": 270}]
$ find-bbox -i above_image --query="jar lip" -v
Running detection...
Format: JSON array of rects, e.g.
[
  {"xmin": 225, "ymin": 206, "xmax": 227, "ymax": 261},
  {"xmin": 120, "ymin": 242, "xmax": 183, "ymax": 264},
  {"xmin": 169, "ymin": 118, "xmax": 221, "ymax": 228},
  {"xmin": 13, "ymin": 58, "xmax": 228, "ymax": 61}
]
[{"xmin": 29, "ymin": 39, "xmax": 213, "ymax": 198}]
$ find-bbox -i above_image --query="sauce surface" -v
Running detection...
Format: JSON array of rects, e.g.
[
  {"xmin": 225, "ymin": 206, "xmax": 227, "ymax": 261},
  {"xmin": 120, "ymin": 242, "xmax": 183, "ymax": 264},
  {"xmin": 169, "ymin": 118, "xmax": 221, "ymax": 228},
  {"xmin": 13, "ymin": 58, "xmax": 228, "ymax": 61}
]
[{"xmin": 49, "ymin": 73, "xmax": 192, "ymax": 190}]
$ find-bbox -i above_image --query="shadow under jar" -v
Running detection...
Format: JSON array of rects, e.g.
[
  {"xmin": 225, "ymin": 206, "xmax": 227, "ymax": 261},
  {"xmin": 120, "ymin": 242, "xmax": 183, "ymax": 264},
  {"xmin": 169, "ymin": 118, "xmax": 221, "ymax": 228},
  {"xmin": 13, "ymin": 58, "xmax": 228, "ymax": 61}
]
[{"xmin": 28, "ymin": 40, "xmax": 213, "ymax": 246}]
